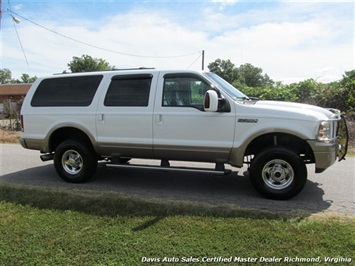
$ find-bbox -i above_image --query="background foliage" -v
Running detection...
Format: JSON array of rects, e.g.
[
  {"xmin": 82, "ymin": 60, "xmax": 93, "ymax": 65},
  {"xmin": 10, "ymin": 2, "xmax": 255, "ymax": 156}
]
[
  {"xmin": 1, "ymin": 56, "xmax": 354, "ymax": 118},
  {"xmin": 208, "ymin": 59, "xmax": 355, "ymax": 118},
  {"xmin": 66, "ymin": 54, "xmax": 114, "ymax": 73}
]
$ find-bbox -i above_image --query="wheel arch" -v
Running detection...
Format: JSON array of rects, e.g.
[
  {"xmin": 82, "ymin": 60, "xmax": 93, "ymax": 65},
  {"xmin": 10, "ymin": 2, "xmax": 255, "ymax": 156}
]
[
  {"xmin": 48, "ymin": 126, "xmax": 98, "ymax": 154},
  {"xmin": 245, "ymin": 132, "xmax": 314, "ymax": 157},
  {"xmin": 229, "ymin": 131, "xmax": 315, "ymax": 167}
]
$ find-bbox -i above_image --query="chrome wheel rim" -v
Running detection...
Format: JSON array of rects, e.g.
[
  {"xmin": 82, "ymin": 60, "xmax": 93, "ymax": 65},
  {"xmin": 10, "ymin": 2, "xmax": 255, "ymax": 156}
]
[
  {"xmin": 62, "ymin": 150, "xmax": 83, "ymax": 175},
  {"xmin": 262, "ymin": 159, "xmax": 294, "ymax": 190}
]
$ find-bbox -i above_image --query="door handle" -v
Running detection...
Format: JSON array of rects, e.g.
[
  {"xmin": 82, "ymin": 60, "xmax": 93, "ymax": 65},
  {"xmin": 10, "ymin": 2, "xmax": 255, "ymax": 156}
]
[
  {"xmin": 155, "ymin": 114, "xmax": 163, "ymax": 125},
  {"xmin": 98, "ymin": 114, "xmax": 104, "ymax": 123}
]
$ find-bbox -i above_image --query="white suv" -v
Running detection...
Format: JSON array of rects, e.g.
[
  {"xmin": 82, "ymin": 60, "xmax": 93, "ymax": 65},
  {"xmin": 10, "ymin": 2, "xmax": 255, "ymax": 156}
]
[{"xmin": 20, "ymin": 69, "xmax": 348, "ymax": 199}]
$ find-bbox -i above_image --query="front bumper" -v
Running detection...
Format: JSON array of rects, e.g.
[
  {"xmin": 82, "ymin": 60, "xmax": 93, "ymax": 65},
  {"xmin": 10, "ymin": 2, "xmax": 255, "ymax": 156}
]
[
  {"xmin": 307, "ymin": 140, "xmax": 338, "ymax": 173},
  {"xmin": 308, "ymin": 114, "xmax": 349, "ymax": 173}
]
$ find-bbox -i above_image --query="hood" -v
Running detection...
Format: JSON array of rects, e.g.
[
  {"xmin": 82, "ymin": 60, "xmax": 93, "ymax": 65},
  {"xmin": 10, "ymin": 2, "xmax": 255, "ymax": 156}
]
[{"xmin": 249, "ymin": 100, "xmax": 339, "ymax": 121}]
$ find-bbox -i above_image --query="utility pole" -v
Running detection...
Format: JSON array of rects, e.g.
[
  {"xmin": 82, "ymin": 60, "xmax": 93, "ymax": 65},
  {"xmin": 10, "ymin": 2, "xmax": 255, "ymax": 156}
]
[{"xmin": 201, "ymin": 50, "xmax": 205, "ymax": 70}]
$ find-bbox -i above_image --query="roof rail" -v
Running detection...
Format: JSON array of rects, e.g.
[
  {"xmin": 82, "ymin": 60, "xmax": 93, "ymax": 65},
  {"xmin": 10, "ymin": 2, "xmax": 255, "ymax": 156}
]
[
  {"xmin": 53, "ymin": 67, "xmax": 155, "ymax": 75},
  {"xmin": 112, "ymin": 67, "xmax": 155, "ymax": 71}
]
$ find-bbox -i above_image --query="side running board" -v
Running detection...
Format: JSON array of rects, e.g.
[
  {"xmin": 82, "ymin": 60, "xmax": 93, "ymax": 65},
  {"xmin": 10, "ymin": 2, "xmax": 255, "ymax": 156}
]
[{"xmin": 106, "ymin": 160, "xmax": 231, "ymax": 175}]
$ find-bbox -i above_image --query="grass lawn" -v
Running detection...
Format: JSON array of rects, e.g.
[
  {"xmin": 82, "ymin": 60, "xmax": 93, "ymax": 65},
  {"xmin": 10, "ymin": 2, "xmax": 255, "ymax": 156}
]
[{"xmin": 0, "ymin": 184, "xmax": 354, "ymax": 265}]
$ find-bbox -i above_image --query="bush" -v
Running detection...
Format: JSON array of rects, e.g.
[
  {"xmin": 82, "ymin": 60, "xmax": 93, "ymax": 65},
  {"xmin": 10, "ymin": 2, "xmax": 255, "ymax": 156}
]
[
  {"xmin": 209, "ymin": 60, "xmax": 355, "ymax": 116},
  {"xmin": 238, "ymin": 77, "xmax": 354, "ymax": 118}
]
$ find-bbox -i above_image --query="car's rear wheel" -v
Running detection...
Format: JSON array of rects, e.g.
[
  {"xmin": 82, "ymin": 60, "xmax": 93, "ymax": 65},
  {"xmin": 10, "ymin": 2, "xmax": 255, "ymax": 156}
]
[{"xmin": 54, "ymin": 140, "xmax": 97, "ymax": 183}]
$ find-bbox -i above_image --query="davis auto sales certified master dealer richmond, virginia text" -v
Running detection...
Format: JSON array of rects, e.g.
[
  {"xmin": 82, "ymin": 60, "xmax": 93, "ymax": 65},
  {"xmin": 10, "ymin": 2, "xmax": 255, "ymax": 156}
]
[{"xmin": 141, "ymin": 256, "xmax": 352, "ymax": 263}]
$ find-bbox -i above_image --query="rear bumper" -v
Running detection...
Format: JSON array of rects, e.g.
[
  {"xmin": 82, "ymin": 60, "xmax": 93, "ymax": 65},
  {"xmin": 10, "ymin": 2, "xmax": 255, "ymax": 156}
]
[
  {"xmin": 307, "ymin": 140, "xmax": 338, "ymax": 173},
  {"xmin": 19, "ymin": 137, "xmax": 28, "ymax": 149},
  {"xmin": 19, "ymin": 137, "xmax": 48, "ymax": 152}
]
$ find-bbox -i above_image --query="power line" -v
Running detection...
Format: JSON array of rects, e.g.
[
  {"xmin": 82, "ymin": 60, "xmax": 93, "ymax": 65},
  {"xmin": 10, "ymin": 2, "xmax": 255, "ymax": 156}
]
[
  {"xmin": 7, "ymin": 1, "xmax": 30, "ymax": 71},
  {"xmin": 8, "ymin": 9, "xmax": 201, "ymax": 59},
  {"xmin": 12, "ymin": 16, "xmax": 30, "ymax": 69},
  {"xmin": 186, "ymin": 52, "xmax": 202, "ymax": 69}
]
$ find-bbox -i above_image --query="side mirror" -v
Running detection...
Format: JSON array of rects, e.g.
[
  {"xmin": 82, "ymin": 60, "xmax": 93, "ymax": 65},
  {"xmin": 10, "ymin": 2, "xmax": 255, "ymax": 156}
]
[{"xmin": 204, "ymin": 90, "xmax": 219, "ymax": 112}]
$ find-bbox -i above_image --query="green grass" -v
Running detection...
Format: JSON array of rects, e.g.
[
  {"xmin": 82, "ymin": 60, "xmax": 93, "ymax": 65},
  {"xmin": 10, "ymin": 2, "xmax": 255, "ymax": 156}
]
[{"xmin": 0, "ymin": 184, "xmax": 354, "ymax": 265}]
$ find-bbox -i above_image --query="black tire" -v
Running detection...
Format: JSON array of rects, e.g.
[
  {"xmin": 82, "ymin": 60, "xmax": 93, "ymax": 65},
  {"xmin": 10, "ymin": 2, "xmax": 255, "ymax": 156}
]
[
  {"xmin": 249, "ymin": 146, "xmax": 307, "ymax": 200},
  {"xmin": 54, "ymin": 140, "xmax": 97, "ymax": 183}
]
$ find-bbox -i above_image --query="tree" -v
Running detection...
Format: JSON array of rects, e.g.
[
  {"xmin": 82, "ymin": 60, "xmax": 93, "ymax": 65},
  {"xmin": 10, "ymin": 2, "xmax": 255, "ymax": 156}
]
[
  {"xmin": 0, "ymin": 68, "xmax": 12, "ymax": 84},
  {"xmin": 0, "ymin": 69, "xmax": 36, "ymax": 84},
  {"xmin": 208, "ymin": 59, "xmax": 274, "ymax": 88},
  {"xmin": 207, "ymin": 59, "xmax": 237, "ymax": 83},
  {"xmin": 237, "ymin": 63, "xmax": 274, "ymax": 88},
  {"xmin": 13, "ymin": 73, "xmax": 37, "ymax": 83},
  {"xmin": 67, "ymin": 54, "xmax": 114, "ymax": 73},
  {"xmin": 340, "ymin": 70, "xmax": 355, "ymax": 114},
  {"xmin": 294, "ymin": 78, "xmax": 317, "ymax": 104}
]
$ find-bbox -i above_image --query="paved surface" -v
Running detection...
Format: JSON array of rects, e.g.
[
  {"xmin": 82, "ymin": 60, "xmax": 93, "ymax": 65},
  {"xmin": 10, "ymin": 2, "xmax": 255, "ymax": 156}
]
[{"xmin": 0, "ymin": 144, "xmax": 354, "ymax": 216}]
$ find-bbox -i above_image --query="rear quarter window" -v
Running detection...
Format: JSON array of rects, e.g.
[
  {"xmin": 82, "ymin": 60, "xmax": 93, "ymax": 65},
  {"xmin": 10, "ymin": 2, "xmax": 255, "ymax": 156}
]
[{"xmin": 31, "ymin": 75, "xmax": 103, "ymax": 107}]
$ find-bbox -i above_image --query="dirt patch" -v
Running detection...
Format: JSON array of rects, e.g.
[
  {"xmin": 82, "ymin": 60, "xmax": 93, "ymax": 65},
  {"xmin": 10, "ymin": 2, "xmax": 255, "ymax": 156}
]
[{"xmin": 0, "ymin": 129, "xmax": 21, "ymax": 144}]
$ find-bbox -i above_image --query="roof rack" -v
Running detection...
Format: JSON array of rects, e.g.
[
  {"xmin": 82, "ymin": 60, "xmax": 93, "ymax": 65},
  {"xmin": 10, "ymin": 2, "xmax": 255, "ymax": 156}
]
[{"xmin": 53, "ymin": 67, "xmax": 155, "ymax": 75}]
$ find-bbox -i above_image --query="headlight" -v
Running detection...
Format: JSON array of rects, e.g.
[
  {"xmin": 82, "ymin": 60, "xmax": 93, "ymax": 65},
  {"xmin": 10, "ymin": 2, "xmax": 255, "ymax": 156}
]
[{"xmin": 317, "ymin": 121, "xmax": 334, "ymax": 142}]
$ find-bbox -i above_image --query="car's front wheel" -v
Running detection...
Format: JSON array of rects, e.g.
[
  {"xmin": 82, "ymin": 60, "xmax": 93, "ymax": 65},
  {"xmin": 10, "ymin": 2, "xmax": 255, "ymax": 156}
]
[
  {"xmin": 54, "ymin": 140, "xmax": 97, "ymax": 183},
  {"xmin": 249, "ymin": 146, "xmax": 307, "ymax": 200}
]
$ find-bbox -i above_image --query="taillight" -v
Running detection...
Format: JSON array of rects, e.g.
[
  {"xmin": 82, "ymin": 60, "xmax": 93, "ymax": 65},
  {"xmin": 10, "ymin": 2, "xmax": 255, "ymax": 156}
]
[{"xmin": 20, "ymin": 115, "xmax": 24, "ymax": 132}]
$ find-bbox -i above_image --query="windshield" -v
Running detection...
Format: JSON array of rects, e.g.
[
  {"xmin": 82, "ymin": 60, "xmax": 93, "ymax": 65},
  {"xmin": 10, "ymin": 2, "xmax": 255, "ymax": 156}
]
[{"xmin": 204, "ymin": 72, "xmax": 248, "ymax": 100}]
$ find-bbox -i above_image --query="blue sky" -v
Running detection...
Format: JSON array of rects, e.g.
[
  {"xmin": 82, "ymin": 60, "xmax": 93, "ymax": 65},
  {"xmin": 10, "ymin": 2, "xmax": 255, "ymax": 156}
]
[{"xmin": 1, "ymin": 0, "xmax": 353, "ymax": 83}]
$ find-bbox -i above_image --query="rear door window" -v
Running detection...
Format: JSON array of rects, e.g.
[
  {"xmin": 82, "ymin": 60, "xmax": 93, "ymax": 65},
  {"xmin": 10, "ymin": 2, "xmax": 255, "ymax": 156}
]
[{"xmin": 104, "ymin": 74, "xmax": 152, "ymax": 107}]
